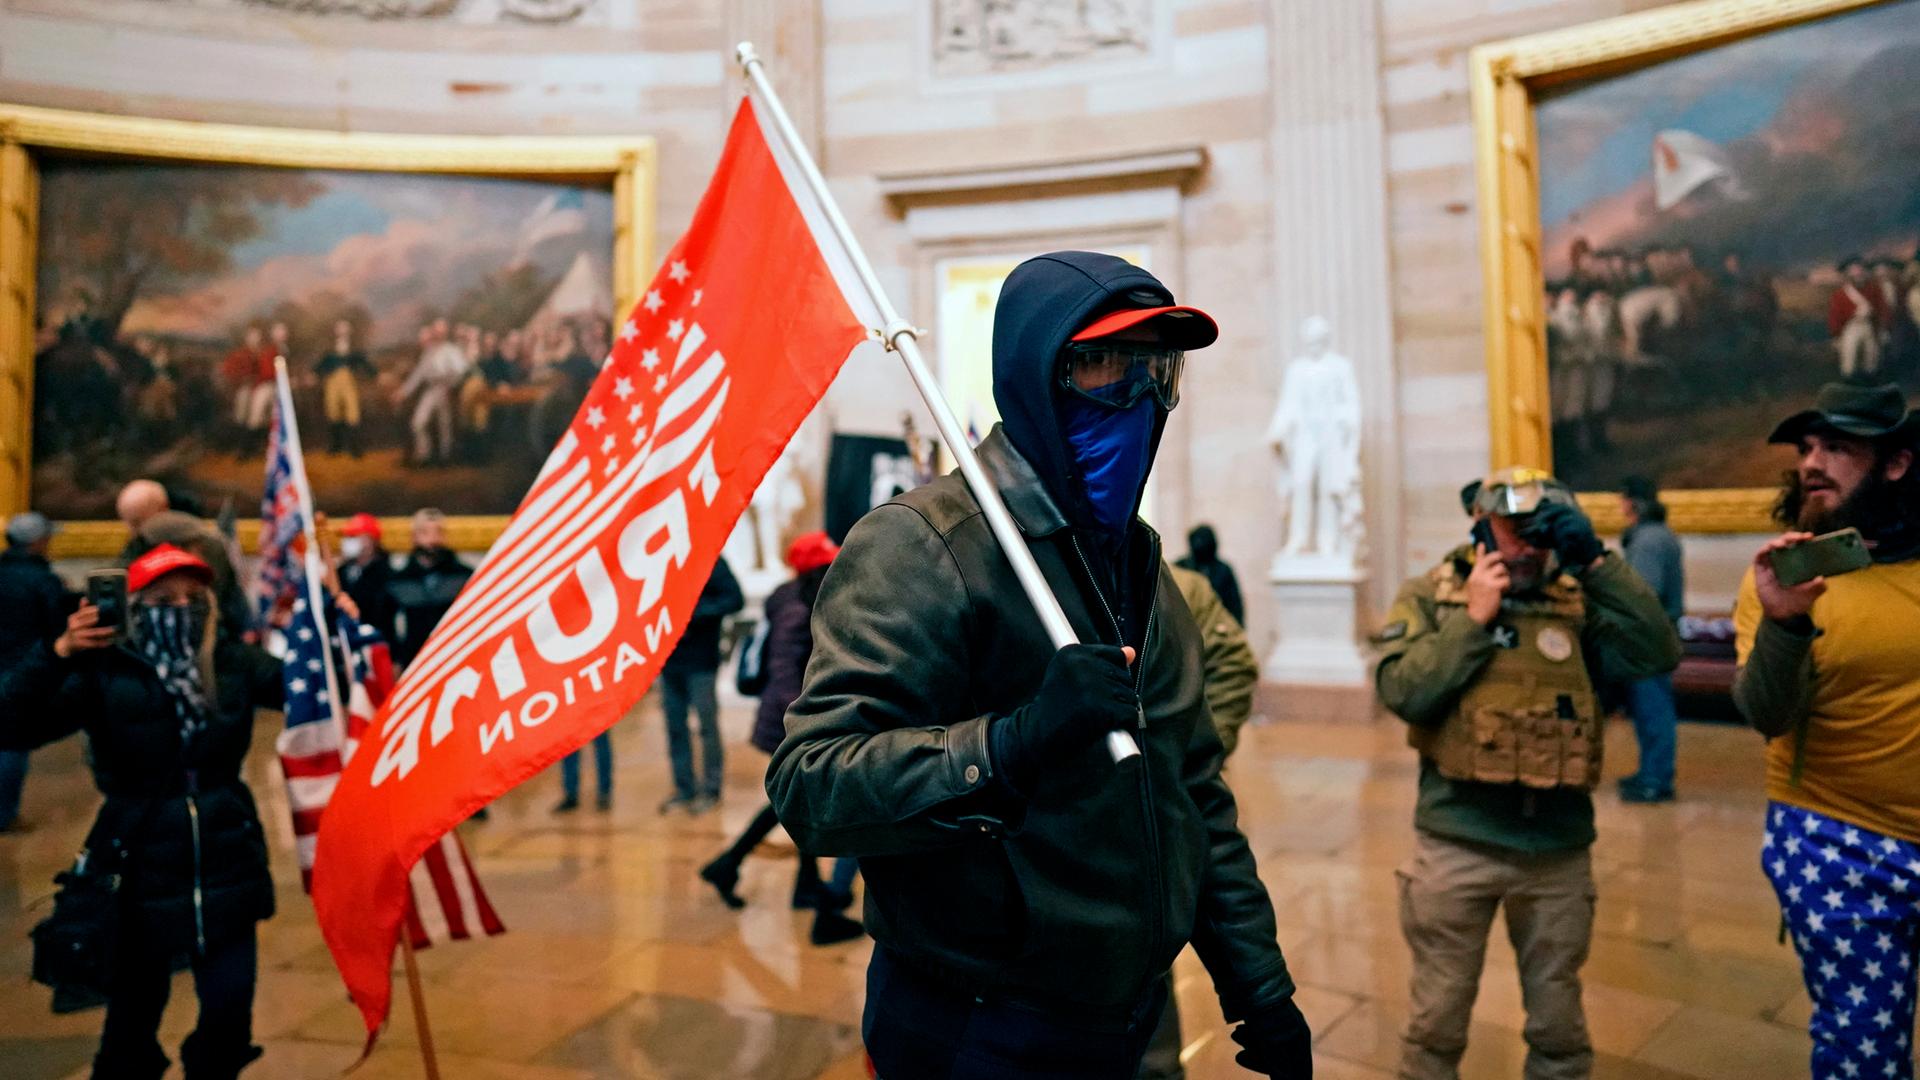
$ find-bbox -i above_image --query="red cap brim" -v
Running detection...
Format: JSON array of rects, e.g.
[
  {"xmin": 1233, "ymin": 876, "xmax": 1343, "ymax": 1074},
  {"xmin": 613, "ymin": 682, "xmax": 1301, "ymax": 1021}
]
[
  {"xmin": 128, "ymin": 543, "xmax": 214, "ymax": 593},
  {"xmin": 1070, "ymin": 305, "xmax": 1218, "ymax": 349}
]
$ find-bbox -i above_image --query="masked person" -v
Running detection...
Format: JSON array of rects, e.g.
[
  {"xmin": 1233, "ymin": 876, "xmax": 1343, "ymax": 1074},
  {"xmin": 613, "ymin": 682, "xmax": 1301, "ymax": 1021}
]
[
  {"xmin": 769, "ymin": 251, "xmax": 1310, "ymax": 1080},
  {"xmin": 334, "ymin": 513, "xmax": 396, "ymax": 644},
  {"xmin": 1732, "ymin": 383, "xmax": 1920, "ymax": 1080},
  {"xmin": 0, "ymin": 545, "xmax": 296, "ymax": 1079},
  {"xmin": 1374, "ymin": 468, "xmax": 1679, "ymax": 1080}
]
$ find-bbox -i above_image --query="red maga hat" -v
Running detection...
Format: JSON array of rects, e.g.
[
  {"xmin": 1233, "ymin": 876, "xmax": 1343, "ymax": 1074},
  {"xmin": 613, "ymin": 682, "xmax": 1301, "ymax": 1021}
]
[
  {"xmin": 128, "ymin": 543, "xmax": 213, "ymax": 593},
  {"xmin": 1070, "ymin": 305, "xmax": 1218, "ymax": 350},
  {"xmin": 339, "ymin": 512, "xmax": 383, "ymax": 540},
  {"xmin": 785, "ymin": 531, "xmax": 840, "ymax": 575}
]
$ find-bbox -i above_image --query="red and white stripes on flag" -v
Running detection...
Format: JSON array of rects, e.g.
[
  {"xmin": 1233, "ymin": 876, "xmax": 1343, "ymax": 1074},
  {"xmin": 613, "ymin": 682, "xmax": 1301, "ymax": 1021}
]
[
  {"xmin": 313, "ymin": 94, "xmax": 880, "ymax": 1038},
  {"xmin": 278, "ymin": 607, "xmax": 501, "ymax": 946}
]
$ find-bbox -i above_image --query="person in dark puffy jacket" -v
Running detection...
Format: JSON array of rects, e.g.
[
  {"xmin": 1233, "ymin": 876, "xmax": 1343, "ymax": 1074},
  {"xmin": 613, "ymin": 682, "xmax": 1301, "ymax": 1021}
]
[
  {"xmin": 0, "ymin": 544, "xmax": 302, "ymax": 1079},
  {"xmin": 698, "ymin": 532, "xmax": 862, "ymax": 945}
]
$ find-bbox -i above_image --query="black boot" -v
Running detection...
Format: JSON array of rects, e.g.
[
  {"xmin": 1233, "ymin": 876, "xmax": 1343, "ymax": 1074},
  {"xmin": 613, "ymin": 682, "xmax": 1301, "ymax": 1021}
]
[
  {"xmin": 791, "ymin": 858, "xmax": 826, "ymax": 911},
  {"xmin": 699, "ymin": 856, "xmax": 746, "ymax": 910},
  {"xmin": 179, "ymin": 1029, "xmax": 263, "ymax": 1080},
  {"xmin": 809, "ymin": 910, "xmax": 865, "ymax": 946}
]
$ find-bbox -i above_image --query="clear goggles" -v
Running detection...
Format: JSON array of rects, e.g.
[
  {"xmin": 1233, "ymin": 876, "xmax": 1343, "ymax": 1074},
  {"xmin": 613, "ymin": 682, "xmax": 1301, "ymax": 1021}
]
[{"xmin": 1058, "ymin": 343, "xmax": 1184, "ymax": 410}]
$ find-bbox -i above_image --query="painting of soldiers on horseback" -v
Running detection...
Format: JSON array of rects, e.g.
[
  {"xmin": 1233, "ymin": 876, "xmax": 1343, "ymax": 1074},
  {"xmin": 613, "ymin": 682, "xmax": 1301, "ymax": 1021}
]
[
  {"xmin": 1535, "ymin": 0, "xmax": 1920, "ymax": 491},
  {"xmin": 30, "ymin": 161, "xmax": 616, "ymax": 520}
]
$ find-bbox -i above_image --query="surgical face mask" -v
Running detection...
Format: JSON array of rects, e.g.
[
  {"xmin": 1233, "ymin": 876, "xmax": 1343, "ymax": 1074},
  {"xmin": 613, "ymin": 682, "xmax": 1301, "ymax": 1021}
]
[
  {"xmin": 1061, "ymin": 393, "xmax": 1161, "ymax": 536},
  {"xmin": 340, "ymin": 536, "xmax": 370, "ymax": 561}
]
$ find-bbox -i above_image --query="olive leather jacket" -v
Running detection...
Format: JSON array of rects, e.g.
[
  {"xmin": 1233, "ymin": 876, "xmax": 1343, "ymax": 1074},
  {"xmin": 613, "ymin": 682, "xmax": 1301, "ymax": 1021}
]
[{"xmin": 766, "ymin": 428, "xmax": 1294, "ymax": 1023}]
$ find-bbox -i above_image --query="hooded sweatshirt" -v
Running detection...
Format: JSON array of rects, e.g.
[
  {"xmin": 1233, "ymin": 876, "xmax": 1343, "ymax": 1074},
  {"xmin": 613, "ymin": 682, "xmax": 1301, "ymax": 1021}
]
[{"xmin": 991, "ymin": 251, "xmax": 1177, "ymax": 636}]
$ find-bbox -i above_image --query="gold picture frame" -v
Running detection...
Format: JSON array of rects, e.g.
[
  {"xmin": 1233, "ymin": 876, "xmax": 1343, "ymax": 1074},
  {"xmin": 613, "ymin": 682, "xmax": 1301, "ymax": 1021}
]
[
  {"xmin": 1470, "ymin": 0, "xmax": 1891, "ymax": 534},
  {"xmin": 0, "ymin": 103, "xmax": 656, "ymax": 557}
]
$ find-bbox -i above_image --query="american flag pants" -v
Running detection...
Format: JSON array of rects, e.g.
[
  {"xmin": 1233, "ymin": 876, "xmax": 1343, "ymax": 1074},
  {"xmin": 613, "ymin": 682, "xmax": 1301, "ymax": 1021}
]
[{"xmin": 1762, "ymin": 801, "xmax": 1920, "ymax": 1080}]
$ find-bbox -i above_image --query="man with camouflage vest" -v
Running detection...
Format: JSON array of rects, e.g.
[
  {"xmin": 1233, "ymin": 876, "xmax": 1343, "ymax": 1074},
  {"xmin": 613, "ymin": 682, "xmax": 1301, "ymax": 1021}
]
[{"xmin": 1373, "ymin": 467, "xmax": 1680, "ymax": 1079}]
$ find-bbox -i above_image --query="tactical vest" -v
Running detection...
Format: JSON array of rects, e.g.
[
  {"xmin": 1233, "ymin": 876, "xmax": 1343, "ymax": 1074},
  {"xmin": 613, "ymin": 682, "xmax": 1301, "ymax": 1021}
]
[{"xmin": 1406, "ymin": 564, "xmax": 1604, "ymax": 790}]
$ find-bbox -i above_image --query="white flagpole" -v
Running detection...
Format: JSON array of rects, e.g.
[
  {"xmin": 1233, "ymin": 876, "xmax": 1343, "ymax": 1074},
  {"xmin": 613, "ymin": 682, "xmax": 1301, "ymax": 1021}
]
[
  {"xmin": 273, "ymin": 358, "xmax": 349, "ymax": 745},
  {"xmin": 735, "ymin": 42, "xmax": 1140, "ymax": 763}
]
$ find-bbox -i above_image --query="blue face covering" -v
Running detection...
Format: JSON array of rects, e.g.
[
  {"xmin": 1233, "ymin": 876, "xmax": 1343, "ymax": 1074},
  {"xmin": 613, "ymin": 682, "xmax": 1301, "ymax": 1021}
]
[{"xmin": 1061, "ymin": 393, "xmax": 1160, "ymax": 536}]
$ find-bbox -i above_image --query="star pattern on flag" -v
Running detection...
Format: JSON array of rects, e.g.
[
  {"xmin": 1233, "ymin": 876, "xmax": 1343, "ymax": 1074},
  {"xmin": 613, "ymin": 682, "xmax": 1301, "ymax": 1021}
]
[
  {"xmin": 552, "ymin": 254, "xmax": 717, "ymax": 498},
  {"xmin": 1764, "ymin": 805, "xmax": 1920, "ymax": 1080}
]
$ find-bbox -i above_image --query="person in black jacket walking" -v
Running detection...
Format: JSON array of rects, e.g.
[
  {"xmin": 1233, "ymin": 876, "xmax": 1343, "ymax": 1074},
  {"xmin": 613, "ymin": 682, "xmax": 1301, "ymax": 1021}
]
[
  {"xmin": 768, "ymin": 252, "xmax": 1310, "ymax": 1079},
  {"xmin": 658, "ymin": 555, "xmax": 743, "ymax": 814},
  {"xmin": 0, "ymin": 511, "xmax": 76, "ymax": 832},
  {"xmin": 699, "ymin": 532, "xmax": 862, "ymax": 944},
  {"xmin": 0, "ymin": 544, "xmax": 311, "ymax": 1079}
]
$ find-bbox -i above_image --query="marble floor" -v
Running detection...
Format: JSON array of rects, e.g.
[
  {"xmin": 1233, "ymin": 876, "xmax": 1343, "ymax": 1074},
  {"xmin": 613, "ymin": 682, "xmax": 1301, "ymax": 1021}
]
[{"xmin": 0, "ymin": 695, "xmax": 1897, "ymax": 1079}]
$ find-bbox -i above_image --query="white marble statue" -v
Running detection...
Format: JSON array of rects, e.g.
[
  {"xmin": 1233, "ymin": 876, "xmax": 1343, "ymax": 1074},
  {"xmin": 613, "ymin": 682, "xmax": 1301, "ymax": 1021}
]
[{"xmin": 1266, "ymin": 315, "xmax": 1363, "ymax": 564}]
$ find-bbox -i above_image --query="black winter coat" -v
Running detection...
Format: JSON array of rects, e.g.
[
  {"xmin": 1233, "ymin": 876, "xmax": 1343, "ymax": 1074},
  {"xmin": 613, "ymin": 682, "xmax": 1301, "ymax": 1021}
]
[
  {"xmin": 388, "ymin": 548, "xmax": 473, "ymax": 669},
  {"xmin": 663, "ymin": 557, "xmax": 744, "ymax": 675},
  {"xmin": 749, "ymin": 570, "xmax": 823, "ymax": 756},
  {"xmin": 0, "ymin": 636, "xmax": 284, "ymax": 957},
  {"xmin": 0, "ymin": 548, "xmax": 74, "ymax": 661}
]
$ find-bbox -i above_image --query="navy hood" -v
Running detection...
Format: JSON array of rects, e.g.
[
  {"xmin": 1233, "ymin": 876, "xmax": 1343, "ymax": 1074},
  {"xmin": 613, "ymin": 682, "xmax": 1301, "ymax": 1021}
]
[{"xmin": 991, "ymin": 251, "xmax": 1178, "ymax": 533}]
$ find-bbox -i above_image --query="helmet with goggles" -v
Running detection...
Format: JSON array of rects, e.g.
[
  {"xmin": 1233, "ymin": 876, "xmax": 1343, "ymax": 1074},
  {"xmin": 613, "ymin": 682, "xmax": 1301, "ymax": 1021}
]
[{"xmin": 1460, "ymin": 466, "xmax": 1578, "ymax": 519}]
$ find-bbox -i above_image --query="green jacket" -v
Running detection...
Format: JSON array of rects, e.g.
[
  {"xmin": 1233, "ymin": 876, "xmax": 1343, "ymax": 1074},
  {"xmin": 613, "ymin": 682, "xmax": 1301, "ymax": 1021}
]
[
  {"xmin": 1373, "ymin": 548, "xmax": 1681, "ymax": 852},
  {"xmin": 767, "ymin": 428, "xmax": 1293, "ymax": 1022},
  {"xmin": 1171, "ymin": 564, "xmax": 1257, "ymax": 757}
]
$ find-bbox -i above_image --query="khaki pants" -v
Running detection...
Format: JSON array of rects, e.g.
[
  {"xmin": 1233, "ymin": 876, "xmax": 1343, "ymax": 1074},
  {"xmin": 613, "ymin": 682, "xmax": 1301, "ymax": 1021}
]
[
  {"xmin": 1397, "ymin": 830, "xmax": 1595, "ymax": 1080},
  {"xmin": 323, "ymin": 368, "xmax": 361, "ymax": 425}
]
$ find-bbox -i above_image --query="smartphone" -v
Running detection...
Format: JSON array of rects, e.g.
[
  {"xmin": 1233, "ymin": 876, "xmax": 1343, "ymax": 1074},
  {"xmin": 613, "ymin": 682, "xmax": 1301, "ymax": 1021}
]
[
  {"xmin": 1768, "ymin": 527, "xmax": 1871, "ymax": 587},
  {"xmin": 1470, "ymin": 517, "xmax": 1496, "ymax": 554},
  {"xmin": 86, "ymin": 569, "xmax": 128, "ymax": 634}
]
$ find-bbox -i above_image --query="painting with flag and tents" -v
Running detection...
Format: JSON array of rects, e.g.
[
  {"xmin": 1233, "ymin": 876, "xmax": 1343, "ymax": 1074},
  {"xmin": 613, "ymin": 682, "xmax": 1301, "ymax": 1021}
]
[
  {"xmin": 1531, "ymin": 0, "xmax": 1920, "ymax": 492},
  {"xmin": 30, "ymin": 162, "xmax": 618, "ymax": 522}
]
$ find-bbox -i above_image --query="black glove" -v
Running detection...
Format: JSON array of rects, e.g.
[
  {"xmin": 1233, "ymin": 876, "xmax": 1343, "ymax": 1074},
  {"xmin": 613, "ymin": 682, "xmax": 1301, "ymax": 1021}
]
[
  {"xmin": 990, "ymin": 644, "xmax": 1136, "ymax": 793},
  {"xmin": 1230, "ymin": 996, "xmax": 1313, "ymax": 1078},
  {"xmin": 1521, "ymin": 500, "xmax": 1604, "ymax": 570}
]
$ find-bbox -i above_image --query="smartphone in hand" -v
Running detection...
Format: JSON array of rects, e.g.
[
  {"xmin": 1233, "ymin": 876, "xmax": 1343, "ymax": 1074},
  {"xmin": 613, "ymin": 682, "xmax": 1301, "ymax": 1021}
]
[
  {"xmin": 85, "ymin": 569, "xmax": 128, "ymax": 636},
  {"xmin": 1768, "ymin": 527, "xmax": 1871, "ymax": 587}
]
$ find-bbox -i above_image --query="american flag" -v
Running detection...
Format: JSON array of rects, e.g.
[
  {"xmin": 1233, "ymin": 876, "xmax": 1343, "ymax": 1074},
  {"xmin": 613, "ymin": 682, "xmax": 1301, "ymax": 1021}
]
[
  {"xmin": 262, "ymin": 373, "xmax": 501, "ymax": 948},
  {"xmin": 257, "ymin": 400, "xmax": 304, "ymax": 626},
  {"xmin": 276, "ymin": 596, "xmax": 502, "ymax": 947}
]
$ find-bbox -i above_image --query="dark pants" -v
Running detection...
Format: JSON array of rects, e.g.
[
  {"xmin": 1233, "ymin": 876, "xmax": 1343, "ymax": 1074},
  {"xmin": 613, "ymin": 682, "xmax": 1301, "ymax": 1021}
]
[
  {"xmin": 716, "ymin": 803, "xmax": 859, "ymax": 905},
  {"xmin": 660, "ymin": 668, "xmax": 722, "ymax": 799},
  {"xmin": 561, "ymin": 730, "xmax": 613, "ymax": 801},
  {"xmin": 1623, "ymin": 674, "xmax": 1678, "ymax": 794},
  {"xmin": 0, "ymin": 748, "xmax": 27, "ymax": 829},
  {"xmin": 95, "ymin": 926, "xmax": 259, "ymax": 1080},
  {"xmin": 864, "ymin": 947, "xmax": 1166, "ymax": 1080}
]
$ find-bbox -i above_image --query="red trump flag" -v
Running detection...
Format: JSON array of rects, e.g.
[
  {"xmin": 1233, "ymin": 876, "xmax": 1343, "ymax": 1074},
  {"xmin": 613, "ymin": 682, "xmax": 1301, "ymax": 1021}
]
[{"xmin": 311, "ymin": 97, "xmax": 878, "ymax": 1036}]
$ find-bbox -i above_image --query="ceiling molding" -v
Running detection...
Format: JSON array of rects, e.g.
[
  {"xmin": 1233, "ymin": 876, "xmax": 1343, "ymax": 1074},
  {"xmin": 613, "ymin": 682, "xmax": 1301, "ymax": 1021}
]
[{"xmin": 876, "ymin": 146, "xmax": 1208, "ymax": 212}]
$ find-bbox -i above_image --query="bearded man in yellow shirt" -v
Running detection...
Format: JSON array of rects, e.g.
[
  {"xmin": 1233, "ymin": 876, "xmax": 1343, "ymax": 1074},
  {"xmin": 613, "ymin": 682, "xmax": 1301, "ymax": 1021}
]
[{"xmin": 1733, "ymin": 381, "xmax": 1920, "ymax": 1080}]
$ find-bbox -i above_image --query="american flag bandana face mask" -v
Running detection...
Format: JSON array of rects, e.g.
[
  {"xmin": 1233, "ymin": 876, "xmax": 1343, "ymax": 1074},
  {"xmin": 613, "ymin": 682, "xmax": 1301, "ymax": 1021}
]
[{"xmin": 133, "ymin": 601, "xmax": 211, "ymax": 747}]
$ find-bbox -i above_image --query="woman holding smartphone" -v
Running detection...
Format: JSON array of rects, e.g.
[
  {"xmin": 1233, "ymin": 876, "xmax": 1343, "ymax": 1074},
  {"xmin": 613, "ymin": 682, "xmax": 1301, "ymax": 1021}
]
[{"xmin": 0, "ymin": 544, "xmax": 293, "ymax": 1079}]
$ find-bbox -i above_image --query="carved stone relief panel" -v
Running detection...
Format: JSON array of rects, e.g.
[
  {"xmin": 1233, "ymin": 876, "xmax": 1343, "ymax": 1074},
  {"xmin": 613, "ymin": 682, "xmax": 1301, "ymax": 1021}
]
[{"xmin": 933, "ymin": 0, "xmax": 1154, "ymax": 78}]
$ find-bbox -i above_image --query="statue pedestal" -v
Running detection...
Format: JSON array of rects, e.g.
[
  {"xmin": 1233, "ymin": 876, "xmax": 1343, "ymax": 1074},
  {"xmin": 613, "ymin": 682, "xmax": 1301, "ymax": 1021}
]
[{"xmin": 1263, "ymin": 554, "xmax": 1368, "ymax": 687}]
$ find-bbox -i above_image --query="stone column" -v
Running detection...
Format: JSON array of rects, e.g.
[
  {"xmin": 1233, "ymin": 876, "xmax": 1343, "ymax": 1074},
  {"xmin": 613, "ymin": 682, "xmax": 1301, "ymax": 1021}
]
[
  {"xmin": 1263, "ymin": 0, "xmax": 1399, "ymax": 684},
  {"xmin": 1266, "ymin": 0, "xmax": 1399, "ymax": 599},
  {"xmin": 724, "ymin": 0, "xmax": 823, "ymax": 158}
]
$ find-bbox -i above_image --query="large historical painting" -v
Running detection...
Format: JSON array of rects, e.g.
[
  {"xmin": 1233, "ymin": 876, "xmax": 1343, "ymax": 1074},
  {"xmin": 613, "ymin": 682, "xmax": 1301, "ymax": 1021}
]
[
  {"xmin": 31, "ymin": 163, "xmax": 616, "ymax": 520},
  {"xmin": 1536, "ymin": 0, "xmax": 1920, "ymax": 492}
]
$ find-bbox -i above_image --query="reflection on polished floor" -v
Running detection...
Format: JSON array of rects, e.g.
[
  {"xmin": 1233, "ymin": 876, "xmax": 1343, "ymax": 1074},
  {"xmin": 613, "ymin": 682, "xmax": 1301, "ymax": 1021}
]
[{"xmin": 0, "ymin": 696, "xmax": 1886, "ymax": 1078}]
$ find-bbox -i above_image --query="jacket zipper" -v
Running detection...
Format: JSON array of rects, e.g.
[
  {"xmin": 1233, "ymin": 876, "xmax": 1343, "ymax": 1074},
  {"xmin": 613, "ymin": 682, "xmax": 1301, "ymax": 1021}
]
[
  {"xmin": 186, "ymin": 792, "xmax": 207, "ymax": 954},
  {"xmin": 1069, "ymin": 534, "xmax": 1164, "ymax": 1002}
]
